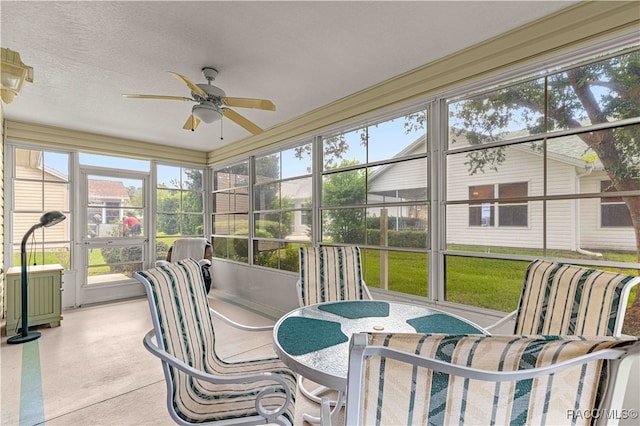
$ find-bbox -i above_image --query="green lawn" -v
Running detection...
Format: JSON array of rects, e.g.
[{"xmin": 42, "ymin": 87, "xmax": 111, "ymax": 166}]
[
  {"xmin": 361, "ymin": 249, "xmax": 637, "ymax": 313},
  {"xmin": 15, "ymin": 244, "xmax": 638, "ymax": 315}
]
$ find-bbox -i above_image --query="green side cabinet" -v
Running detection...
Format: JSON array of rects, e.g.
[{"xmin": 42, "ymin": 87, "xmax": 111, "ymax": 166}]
[{"xmin": 4, "ymin": 264, "xmax": 64, "ymax": 337}]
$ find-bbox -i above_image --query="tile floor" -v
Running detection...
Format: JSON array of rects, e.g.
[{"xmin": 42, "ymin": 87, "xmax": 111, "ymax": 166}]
[
  {"xmin": 1, "ymin": 292, "xmax": 327, "ymax": 425},
  {"xmin": 2, "ymin": 292, "xmax": 637, "ymax": 425}
]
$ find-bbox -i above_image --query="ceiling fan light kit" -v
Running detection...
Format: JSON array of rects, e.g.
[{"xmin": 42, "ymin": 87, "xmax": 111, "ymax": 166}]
[
  {"xmin": 192, "ymin": 102, "xmax": 223, "ymax": 123},
  {"xmin": 123, "ymin": 66, "xmax": 274, "ymax": 135}
]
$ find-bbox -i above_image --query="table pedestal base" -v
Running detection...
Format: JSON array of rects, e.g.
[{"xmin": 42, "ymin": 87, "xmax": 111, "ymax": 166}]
[{"xmin": 302, "ymin": 390, "xmax": 345, "ymax": 424}]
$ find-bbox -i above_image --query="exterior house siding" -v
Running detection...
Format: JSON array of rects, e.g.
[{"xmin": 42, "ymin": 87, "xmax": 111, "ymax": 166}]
[
  {"xmin": 447, "ymin": 145, "xmax": 636, "ymax": 252},
  {"xmin": 12, "ymin": 165, "xmax": 69, "ymax": 248},
  {"xmin": 579, "ymin": 172, "xmax": 636, "ymax": 251}
]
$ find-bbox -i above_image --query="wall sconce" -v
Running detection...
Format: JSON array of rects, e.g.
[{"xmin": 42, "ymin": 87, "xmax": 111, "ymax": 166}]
[{"xmin": 1, "ymin": 47, "xmax": 33, "ymax": 104}]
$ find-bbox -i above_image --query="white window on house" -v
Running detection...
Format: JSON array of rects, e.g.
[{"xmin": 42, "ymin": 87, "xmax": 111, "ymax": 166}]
[
  {"xmin": 469, "ymin": 185, "xmax": 494, "ymax": 227},
  {"xmin": 468, "ymin": 182, "xmax": 527, "ymax": 227},
  {"xmin": 498, "ymin": 182, "xmax": 528, "ymax": 227},
  {"xmin": 601, "ymin": 180, "xmax": 633, "ymax": 227}
]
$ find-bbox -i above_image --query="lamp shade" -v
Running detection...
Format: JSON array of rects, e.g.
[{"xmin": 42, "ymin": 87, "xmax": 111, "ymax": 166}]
[
  {"xmin": 1, "ymin": 47, "xmax": 33, "ymax": 104},
  {"xmin": 192, "ymin": 103, "xmax": 223, "ymax": 123},
  {"xmin": 39, "ymin": 210, "xmax": 66, "ymax": 228}
]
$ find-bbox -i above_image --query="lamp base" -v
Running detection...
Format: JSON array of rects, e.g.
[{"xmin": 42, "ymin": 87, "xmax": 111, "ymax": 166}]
[{"xmin": 7, "ymin": 331, "xmax": 41, "ymax": 344}]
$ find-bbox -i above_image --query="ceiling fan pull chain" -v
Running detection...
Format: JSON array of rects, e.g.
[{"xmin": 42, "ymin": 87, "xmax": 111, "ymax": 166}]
[{"xmin": 220, "ymin": 118, "xmax": 224, "ymax": 140}]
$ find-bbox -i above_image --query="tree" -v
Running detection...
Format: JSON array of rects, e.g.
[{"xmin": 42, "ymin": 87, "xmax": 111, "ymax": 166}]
[
  {"xmin": 323, "ymin": 159, "xmax": 366, "ymax": 243},
  {"xmin": 156, "ymin": 169, "xmax": 204, "ymax": 235},
  {"xmin": 450, "ymin": 51, "xmax": 640, "ymax": 333}
]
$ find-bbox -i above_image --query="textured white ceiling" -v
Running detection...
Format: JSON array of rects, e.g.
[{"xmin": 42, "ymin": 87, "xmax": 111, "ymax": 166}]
[{"xmin": 1, "ymin": 1, "xmax": 577, "ymax": 152}]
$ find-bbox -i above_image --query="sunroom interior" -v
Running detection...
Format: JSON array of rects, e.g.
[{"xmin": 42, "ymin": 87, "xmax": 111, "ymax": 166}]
[{"xmin": 2, "ymin": 1, "xmax": 640, "ymax": 425}]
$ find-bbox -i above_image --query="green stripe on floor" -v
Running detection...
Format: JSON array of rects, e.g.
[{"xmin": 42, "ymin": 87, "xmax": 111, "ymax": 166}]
[{"xmin": 20, "ymin": 340, "xmax": 45, "ymax": 426}]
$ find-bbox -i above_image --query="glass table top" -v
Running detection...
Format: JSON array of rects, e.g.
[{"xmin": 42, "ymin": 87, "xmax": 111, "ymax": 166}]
[{"xmin": 273, "ymin": 300, "xmax": 486, "ymax": 390}]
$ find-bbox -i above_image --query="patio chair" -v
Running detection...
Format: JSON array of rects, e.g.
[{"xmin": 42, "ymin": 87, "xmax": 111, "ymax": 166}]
[
  {"xmin": 337, "ymin": 332, "xmax": 639, "ymax": 426},
  {"xmin": 134, "ymin": 258, "xmax": 296, "ymax": 426},
  {"xmin": 295, "ymin": 246, "xmax": 372, "ymax": 419},
  {"xmin": 297, "ymin": 246, "xmax": 372, "ymax": 306},
  {"xmin": 157, "ymin": 238, "xmax": 213, "ymax": 293},
  {"xmin": 486, "ymin": 259, "xmax": 640, "ymax": 336}
]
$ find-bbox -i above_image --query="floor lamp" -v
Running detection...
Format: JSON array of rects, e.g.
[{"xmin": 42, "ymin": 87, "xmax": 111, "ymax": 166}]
[{"xmin": 8, "ymin": 210, "xmax": 66, "ymax": 344}]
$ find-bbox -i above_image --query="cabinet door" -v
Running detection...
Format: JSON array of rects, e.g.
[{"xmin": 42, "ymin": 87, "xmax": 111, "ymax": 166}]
[{"xmin": 5, "ymin": 268, "xmax": 62, "ymax": 336}]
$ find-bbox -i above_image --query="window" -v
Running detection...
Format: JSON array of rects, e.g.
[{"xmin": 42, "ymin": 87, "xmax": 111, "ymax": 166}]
[
  {"xmin": 205, "ymin": 45, "xmax": 639, "ymax": 321},
  {"xmin": 601, "ymin": 180, "xmax": 633, "ymax": 227},
  {"xmin": 211, "ymin": 161, "xmax": 250, "ymax": 262},
  {"xmin": 468, "ymin": 183, "xmax": 527, "ymax": 227},
  {"xmin": 156, "ymin": 165, "xmax": 205, "ymax": 259},
  {"xmin": 498, "ymin": 182, "xmax": 528, "ymax": 227},
  {"xmin": 253, "ymin": 143, "xmax": 312, "ymax": 272},
  {"xmin": 12, "ymin": 148, "xmax": 71, "ymax": 268},
  {"xmin": 321, "ymin": 112, "xmax": 430, "ymax": 296},
  {"xmin": 469, "ymin": 185, "xmax": 494, "ymax": 227},
  {"xmin": 446, "ymin": 48, "xmax": 640, "ymax": 313}
]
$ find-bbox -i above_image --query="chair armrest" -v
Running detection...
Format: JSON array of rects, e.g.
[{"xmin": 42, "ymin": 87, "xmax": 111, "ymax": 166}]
[
  {"xmin": 209, "ymin": 307, "xmax": 274, "ymax": 332},
  {"xmin": 360, "ymin": 341, "xmax": 628, "ymax": 382},
  {"xmin": 484, "ymin": 310, "xmax": 516, "ymax": 332},
  {"xmin": 143, "ymin": 329, "xmax": 292, "ymax": 420}
]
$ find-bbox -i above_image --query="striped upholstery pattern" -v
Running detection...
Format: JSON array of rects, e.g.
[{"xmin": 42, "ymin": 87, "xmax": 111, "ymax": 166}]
[
  {"xmin": 355, "ymin": 333, "xmax": 637, "ymax": 426},
  {"xmin": 515, "ymin": 259, "xmax": 640, "ymax": 336},
  {"xmin": 298, "ymin": 246, "xmax": 368, "ymax": 306},
  {"xmin": 137, "ymin": 258, "xmax": 296, "ymax": 424}
]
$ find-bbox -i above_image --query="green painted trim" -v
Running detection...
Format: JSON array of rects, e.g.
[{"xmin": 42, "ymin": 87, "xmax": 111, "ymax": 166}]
[{"xmin": 20, "ymin": 341, "xmax": 45, "ymax": 426}]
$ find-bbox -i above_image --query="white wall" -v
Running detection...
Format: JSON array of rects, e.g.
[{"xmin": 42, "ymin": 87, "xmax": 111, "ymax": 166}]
[{"xmin": 211, "ymin": 259, "xmax": 299, "ymax": 313}]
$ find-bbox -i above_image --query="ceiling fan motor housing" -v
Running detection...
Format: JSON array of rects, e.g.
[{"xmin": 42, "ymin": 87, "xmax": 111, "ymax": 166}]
[{"xmin": 194, "ymin": 84, "xmax": 226, "ymax": 102}]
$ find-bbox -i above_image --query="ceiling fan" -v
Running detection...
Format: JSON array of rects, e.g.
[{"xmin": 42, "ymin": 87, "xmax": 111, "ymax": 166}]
[{"xmin": 123, "ymin": 67, "xmax": 275, "ymax": 135}]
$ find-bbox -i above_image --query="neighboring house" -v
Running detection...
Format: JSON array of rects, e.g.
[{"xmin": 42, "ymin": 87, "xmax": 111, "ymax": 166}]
[
  {"xmin": 367, "ymin": 137, "xmax": 428, "ymax": 231},
  {"xmin": 87, "ymin": 179, "xmax": 130, "ymax": 237},
  {"xmin": 281, "ymin": 178, "xmax": 311, "ymax": 239},
  {"xmin": 368, "ymin": 132, "xmax": 636, "ymax": 253},
  {"xmin": 212, "ymin": 132, "xmax": 636, "ymax": 253}
]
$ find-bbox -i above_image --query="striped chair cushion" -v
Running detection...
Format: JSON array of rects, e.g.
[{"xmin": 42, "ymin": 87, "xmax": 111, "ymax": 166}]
[
  {"xmin": 360, "ymin": 333, "xmax": 636, "ymax": 426},
  {"xmin": 515, "ymin": 259, "xmax": 640, "ymax": 336},
  {"xmin": 298, "ymin": 246, "xmax": 367, "ymax": 305},
  {"xmin": 138, "ymin": 258, "xmax": 296, "ymax": 424}
]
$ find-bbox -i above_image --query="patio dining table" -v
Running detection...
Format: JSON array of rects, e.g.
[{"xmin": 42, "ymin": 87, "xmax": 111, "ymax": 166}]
[{"xmin": 273, "ymin": 300, "xmax": 487, "ymax": 423}]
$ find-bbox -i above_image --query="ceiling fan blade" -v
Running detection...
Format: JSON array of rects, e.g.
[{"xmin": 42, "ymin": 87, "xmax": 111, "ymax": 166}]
[
  {"xmin": 168, "ymin": 71, "xmax": 208, "ymax": 98},
  {"xmin": 123, "ymin": 94, "xmax": 193, "ymax": 101},
  {"xmin": 222, "ymin": 97, "xmax": 276, "ymax": 111},
  {"xmin": 183, "ymin": 115, "xmax": 201, "ymax": 131},
  {"xmin": 223, "ymin": 109, "xmax": 264, "ymax": 135}
]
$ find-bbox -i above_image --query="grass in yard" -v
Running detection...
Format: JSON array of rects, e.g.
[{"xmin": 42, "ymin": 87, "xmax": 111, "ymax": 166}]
[
  {"xmin": 362, "ymin": 250, "xmax": 428, "ymax": 297},
  {"xmin": 13, "ymin": 242, "xmax": 638, "ymax": 318},
  {"xmin": 445, "ymin": 257, "xmax": 528, "ymax": 312}
]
